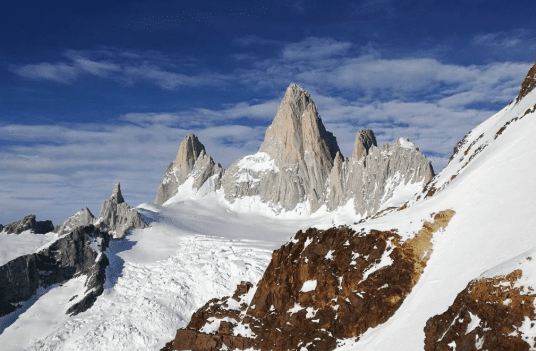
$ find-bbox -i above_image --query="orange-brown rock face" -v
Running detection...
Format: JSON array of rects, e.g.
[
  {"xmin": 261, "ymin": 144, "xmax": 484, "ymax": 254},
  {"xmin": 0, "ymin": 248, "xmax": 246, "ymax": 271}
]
[
  {"xmin": 516, "ymin": 61, "xmax": 536, "ymax": 103},
  {"xmin": 424, "ymin": 268, "xmax": 536, "ymax": 351},
  {"xmin": 163, "ymin": 211, "xmax": 455, "ymax": 351}
]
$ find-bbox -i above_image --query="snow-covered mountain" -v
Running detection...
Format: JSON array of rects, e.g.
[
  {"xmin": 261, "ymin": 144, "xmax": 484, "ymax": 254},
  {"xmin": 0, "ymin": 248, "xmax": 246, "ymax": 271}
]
[
  {"xmin": 0, "ymin": 62, "xmax": 535, "ymax": 351},
  {"xmin": 155, "ymin": 83, "xmax": 433, "ymax": 218}
]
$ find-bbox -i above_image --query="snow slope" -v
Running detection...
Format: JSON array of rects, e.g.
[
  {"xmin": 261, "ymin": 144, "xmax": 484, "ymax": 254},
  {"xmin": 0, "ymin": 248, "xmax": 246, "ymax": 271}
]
[
  {"xmin": 0, "ymin": 185, "xmax": 368, "ymax": 350},
  {"xmin": 333, "ymin": 87, "xmax": 536, "ymax": 350}
]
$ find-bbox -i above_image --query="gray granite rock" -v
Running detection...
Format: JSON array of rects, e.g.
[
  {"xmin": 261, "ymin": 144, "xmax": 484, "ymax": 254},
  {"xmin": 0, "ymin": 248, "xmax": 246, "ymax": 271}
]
[
  {"xmin": 55, "ymin": 207, "xmax": 96, "ymax": 236},
  {"xmin": 326, "ymin": 133, "xmax": 434, "ymax": 215},
  {"xmin": 0, "ymin": 225, "xmax": 111, "ymax": 317},
  {"xmin": 2, "ymin": 214, "xmax": 54, "ymax": 235},
  {"xmin": 154, "ymin": 133, "xmax": 224, "ymax": 206},
  {"xmin": 97, "ymin": 183, "xmax": 148, "ymax": 239},
  {"xmin": 221, "ymin": 83, "xmax": 341, "ymax": 213}
]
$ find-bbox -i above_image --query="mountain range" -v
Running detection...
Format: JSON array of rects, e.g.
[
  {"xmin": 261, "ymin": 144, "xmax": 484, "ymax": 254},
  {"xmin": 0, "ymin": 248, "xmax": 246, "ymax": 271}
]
[{"xmin": 0, "ymin": 60, "xmax": 535, "ymax": 351}]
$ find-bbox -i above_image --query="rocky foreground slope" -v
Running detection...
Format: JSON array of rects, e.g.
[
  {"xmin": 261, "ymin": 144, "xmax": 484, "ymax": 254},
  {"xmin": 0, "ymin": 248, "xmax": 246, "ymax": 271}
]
[
  {"xmin": 155, "ymin": 83, "xmax": 433, "ymax": 218},
  {"xmin": 161, "ymin": 210, "xmax": 455, "ymax": 351}
]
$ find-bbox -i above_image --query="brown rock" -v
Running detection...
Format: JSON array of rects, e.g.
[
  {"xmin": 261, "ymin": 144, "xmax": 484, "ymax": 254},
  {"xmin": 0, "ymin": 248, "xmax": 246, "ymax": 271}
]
[
  {"xmin": 425, "ymin": 269, "xmax": 536, "ymax": 351},
  {"xmin": 516, "ymin": 60, "xmax": 536, "ymax": 103}
]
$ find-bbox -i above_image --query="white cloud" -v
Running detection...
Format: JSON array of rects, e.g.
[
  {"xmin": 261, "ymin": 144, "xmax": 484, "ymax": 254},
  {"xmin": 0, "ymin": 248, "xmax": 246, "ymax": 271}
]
[
  {"xmin": 282, "ymin": 37, "xmax": 353, "ymax": 61},
  {"xmin": 14, "ymin": 62, "xmax": 78, "ymax": 83}
]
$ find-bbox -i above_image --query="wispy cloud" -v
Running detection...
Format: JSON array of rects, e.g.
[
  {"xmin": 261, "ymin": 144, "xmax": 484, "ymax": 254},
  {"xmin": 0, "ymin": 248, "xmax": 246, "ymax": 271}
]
[
  {"xmin": 14, "ymin": 62, "xmax": 79, "ymax": 84},
  {"xmin": 282, "ymin": 37, "xmax": 353, "ymax": 61},
  {"xmin": 11, "ymin": 48, "xmax": 230, "ymax": 89}
]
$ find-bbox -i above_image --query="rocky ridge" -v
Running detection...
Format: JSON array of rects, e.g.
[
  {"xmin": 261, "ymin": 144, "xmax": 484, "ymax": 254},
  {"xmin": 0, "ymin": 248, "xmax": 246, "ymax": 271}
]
[
  {"xmin": 155, "ymin": 133, "xmax": 224, "ymax": 206},
  {"xmin": 1, "ymin": 214, "xmax": 55, "ymax": 235},
  {"xmin": 56, "ymin": 183, "xmax": 148, "ymax": 239},
  {"xmin": 156, "ymin": 84, "xmax": 434, "ymax": 218},
  {"xmin": 0, "ymin": 225, "xmax": 111, "ymax": 317},
  {"xmin": 55, "ymin": 207, "xmax": 96, "ymax": 236},
  {"xmin": 163, "ymin": 210, "xmax": 455, "ymax": 351},
  {"xmin": 516, "ymin": 60, "xmax": 536, "ymax": 103},
  {"xmin": 326, "ymin": 134, "xmax": 434, "ymax": 215},
  {"xmin": 96, "ymin": 183, "xmax": 148, "ymax": 239}
]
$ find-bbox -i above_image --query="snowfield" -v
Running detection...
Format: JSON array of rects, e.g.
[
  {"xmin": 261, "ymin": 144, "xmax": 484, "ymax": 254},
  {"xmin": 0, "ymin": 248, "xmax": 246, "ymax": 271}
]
[{"xmin": 0, "ymin": 186, "xmax": 365, "ymax": 351}]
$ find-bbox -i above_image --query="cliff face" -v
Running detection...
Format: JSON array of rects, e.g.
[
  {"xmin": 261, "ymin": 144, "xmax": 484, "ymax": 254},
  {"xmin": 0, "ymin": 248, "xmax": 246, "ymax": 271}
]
[
  {"xmin": 0, "ymin": 225, "xmax": 110, "ymax": 318},
  {"xmin": 221, "ymin": 83, "xmax": 341, "ymax": 213},
  {"xmin": 155, "ymin": 134, "xmax": 224, "ymax": 206},
  {"xmin": 164, "ymin": 210, "xmax": 455, "ymax": 351}
]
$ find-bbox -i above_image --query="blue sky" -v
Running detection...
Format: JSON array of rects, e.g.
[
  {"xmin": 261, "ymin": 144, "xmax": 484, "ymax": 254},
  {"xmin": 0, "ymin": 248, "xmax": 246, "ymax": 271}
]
[{"xmin": 1, "ymin": 0, "xmax": 535, "ymax": 225}]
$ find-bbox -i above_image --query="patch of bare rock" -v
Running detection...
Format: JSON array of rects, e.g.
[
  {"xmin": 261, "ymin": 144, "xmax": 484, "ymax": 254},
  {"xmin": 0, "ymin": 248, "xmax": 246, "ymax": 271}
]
[
  {"xmin": 162, "ymin": 210, "xmax": 455, "ymax": 351},
  {"xmin": 425, "ymin": 266, "xmax": 536, "ymax": 350}
]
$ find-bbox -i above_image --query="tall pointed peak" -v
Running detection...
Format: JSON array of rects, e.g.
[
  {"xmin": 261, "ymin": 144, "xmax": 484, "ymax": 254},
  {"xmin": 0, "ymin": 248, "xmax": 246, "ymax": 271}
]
[
  {"xmin": 111, "ymin": 183, "xmax": 125, "ymax": 204},
  {"xmin": 516, "ymin": 61, "xmax": 536, "ymax": 103},
  {"xmin": 174, "ymin": 133, "xmax": 206, "ymax": 169},
  {"xmin": 259, "ymin": 83, "xmax": 341, "ymax": 163},
  {"xmin": 351, "ymin": 129, "xmax": 378, "ymax": 159}
]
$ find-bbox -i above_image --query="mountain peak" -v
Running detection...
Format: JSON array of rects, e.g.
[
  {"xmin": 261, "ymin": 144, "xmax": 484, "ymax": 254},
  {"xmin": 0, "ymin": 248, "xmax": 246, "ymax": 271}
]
[
  {"xmin": 351, "ymin": 129, "xmax": 377, "ymax": 159},
  {"xmin": 516, "ymin": 61, "xmax": 536, "ymax": 103},
  {"xmin": 259, "ymin": 83, "xmax": 340, "ymax": 163},
  {"xmin": 174, "ymin": 133, "xmax": 206, "ymax": 169},
  {"xmin": 111, "ymin": 183, "xmax": 125, "ymax": 204}
]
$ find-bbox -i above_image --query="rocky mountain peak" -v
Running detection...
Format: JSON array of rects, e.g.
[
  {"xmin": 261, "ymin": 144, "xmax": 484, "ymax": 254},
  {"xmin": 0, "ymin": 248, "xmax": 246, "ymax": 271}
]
[
  {"xmin": 174, "ymin": 133, "xmax": 206, "ymax": 169},
  {"xmin": 516, "ymin": 61, "xmax": 536, "ymax": 103},
  {"xmin": 351, "ymin": 129, "xmax": 378, "ymax": 159},
  {"xmin": 259, "ymin": 83, "xmax": 341, "ymax": 164},
  {"xmin": 111, "ymin": 183, "xmax": 125, "ymax": 204},
  {"xmin": 155, "ymin": 134, "xmax": 224, "ymax": 206}
]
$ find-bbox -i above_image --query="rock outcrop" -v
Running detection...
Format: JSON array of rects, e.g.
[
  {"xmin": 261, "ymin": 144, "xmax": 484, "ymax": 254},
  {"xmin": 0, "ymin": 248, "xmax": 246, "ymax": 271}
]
[
  {"xmin": 96, "ymin": 183, "xmax": 148, "ymax": 239},
  {"xmin": 0, "ymin": 225, "xmax": 110, "ymax": 317},
  {"xmin": 155, "ymin": 133, "xmax": 224, "ymax": 206},
  {"xmin": 425, "ymin": 263, "xmax": 536, "ymax": 351},
  {"xmin": 164, "ymin": 210, "xmax": 455, "ymax": 351},
  {"xmin": 221, "ymin": 83, "xmax": 342, "ymax": 213},
  {"xmin": 1, "ymin": 214, "xmax": 54, "ymax": 235},
  {"xmin": 516, "ymin": 60, "xmax": 536, "ymax": 103},
  {"xmin": 55, "ymin": 207, "xmax": 96, "ymax": 236},
  {"xmin": 54, "ymin": 183, "xmax": 148, "ymax": 239}
]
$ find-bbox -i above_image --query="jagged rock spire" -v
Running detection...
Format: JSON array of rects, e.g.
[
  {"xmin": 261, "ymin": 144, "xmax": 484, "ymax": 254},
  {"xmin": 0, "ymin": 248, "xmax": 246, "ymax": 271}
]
[
  {"xmin": 259, "ymin": 83, "xmax": 341, "ymax": 164},
  {"xmin": 111, "ymin": 183, "xmax": 125, "ymax": 204},
  {"xmin": 351, "ymin": 129, "xmax": 378, "ymax": 159},
  {"xmin": 174, "ymin": 133, "xmax": 206, "ymax": 169}
]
